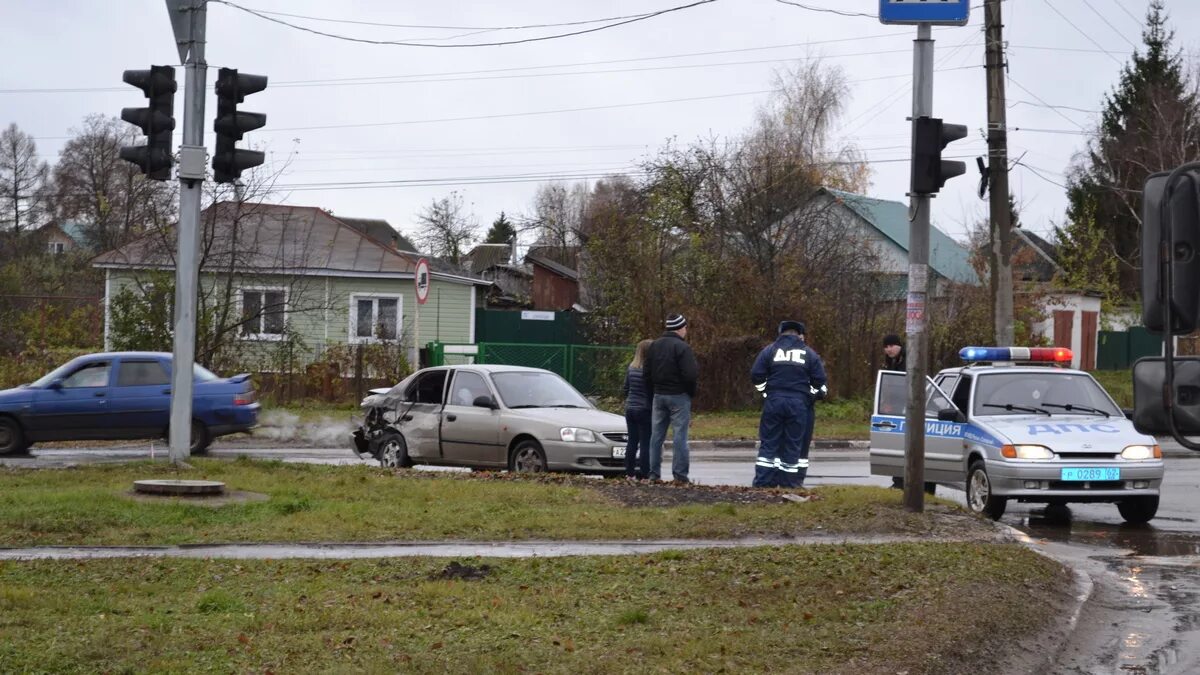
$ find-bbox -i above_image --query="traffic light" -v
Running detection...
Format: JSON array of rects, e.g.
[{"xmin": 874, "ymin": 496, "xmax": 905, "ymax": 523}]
[
  {"xmin": 1142, "ymin": 169, "xmax": 1200, "ymax": 334},
  {"xmin": 212, "ymin": 67, "xmax": 267, "ymax": 184},
  {"xmin": 119, "ymin": 65, "xmax": 176, "ymax": 181},
  {"xmin": 911, "ymin": 116, "xmax": 968, "ymax": 195}
]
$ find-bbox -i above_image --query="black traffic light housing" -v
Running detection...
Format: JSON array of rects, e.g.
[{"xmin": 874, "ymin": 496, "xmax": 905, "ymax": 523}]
[
  {"xmin": 1142, "ymin": 169, "xmax": 1200, "ymax": 334},
  {"xmin": 911, "ymin": 116, "xmax": 968, "ymax": 195},
  {"xmin": 213, "ymin": 67, "xmax": 268, "ymax": 184},
  {"xmin": 119, "ymin": 65, "xmax": 176, "ymax": 181}
]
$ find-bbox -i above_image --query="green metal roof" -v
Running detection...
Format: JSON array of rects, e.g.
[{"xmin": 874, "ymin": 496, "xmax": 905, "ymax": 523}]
[{"xmin": 824, "ymin": 188, "xmax": 979, "ymax": 285}]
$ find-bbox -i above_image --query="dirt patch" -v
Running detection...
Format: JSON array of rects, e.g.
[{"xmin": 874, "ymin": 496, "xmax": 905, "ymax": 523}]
[
  {"xmin": 432, "ymin": 561, "xmax": 493, "ymax": 581},
  {"xmin": 588, "ymin": 479, "xmax": 813, "ymax": 507}
]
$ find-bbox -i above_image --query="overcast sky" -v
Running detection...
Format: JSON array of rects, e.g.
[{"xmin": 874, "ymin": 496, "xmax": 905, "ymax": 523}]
[{"xmin": 3, "ymin": 0, "xmax": 1197, "ymax": 247}]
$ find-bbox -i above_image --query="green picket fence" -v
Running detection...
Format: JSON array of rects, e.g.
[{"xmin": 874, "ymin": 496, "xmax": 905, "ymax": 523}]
[{"xmin": 428, "ymin": 342, "xmax": 634, "ymax": 398}]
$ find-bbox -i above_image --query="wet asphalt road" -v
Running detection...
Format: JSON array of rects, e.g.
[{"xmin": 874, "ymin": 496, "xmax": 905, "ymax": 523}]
[{"xmin": 5, "ymin": 443, "xmax": 1200, "ymax": 673}]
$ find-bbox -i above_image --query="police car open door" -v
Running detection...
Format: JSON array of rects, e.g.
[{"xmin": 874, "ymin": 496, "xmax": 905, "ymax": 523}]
[{"xmin": 870, "ymin": 370, "xmax": 964, "ymax": 484}]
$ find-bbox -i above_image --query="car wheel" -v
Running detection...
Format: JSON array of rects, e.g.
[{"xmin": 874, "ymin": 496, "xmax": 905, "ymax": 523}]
[
  {"xmin": 189, "ymin": 421, "xmax": 211, "ymax": 455},
  {"xmin": 1117, "ymin": 496, "xmax": 1159, "ymax": 524},
  {"xmin": 0, "ymin": 417, "xmax": 29, "ymax": 455},
  {"xmin": 377, "ymin": 431, "xmax": 412, "ymax": 469},
  {"xmin": 509, "ymin": 440, "xmax": 548, "ymax": 473},
  {"xmin": 966, "ymin": 460, "xmax": 1006, "ymax": 520}
]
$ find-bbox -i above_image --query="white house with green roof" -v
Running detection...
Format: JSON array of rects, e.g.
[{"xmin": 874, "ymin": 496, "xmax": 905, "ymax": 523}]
[
  {"xmin": 92, "ymin": 202, "xmax": 490, "ymax": 370},
  {"xmin": 818, "ymin": 188, "xmax": 979, "ymax": 296}
]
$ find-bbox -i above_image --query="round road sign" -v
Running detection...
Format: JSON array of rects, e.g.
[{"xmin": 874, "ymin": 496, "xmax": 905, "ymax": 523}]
[{"xmin": 414, "ymin": 258, "xmax": 431, "ymax": 305}]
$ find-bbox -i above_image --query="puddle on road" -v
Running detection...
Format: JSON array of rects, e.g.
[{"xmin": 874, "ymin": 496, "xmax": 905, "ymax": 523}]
[{"xmin": 1016, "ymin": 507, "xmax": 1200, "ymax": 557}]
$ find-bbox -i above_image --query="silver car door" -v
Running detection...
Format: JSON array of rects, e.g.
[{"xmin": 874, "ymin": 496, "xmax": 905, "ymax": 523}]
[
  {"xmin": 400, "ymin": 369, "xmax": 447, "ymax": 460},
  {"xmin": 440, "ymin": 369, "xmax": 503, "ymax": 466},
  {"xmin": 870, "ymin": 370, "xmax": 962, "ymax": 483},
  {"xmin": 869, "ymin": 370, "xmax": 906, "ymax": 479},
  {"xmin": 922, "ymin": 380, "xmax": 965, "ymax": 484}
]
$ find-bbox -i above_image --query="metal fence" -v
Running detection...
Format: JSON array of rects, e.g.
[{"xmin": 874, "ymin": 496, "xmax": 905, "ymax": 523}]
[{"xmin": 429, "ymin": 342, "xmax": 634, "ymax": 398}]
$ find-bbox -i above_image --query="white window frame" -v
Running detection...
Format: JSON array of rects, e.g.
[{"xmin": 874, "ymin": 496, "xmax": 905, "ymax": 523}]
[
  {"xmin": 49, "ymin": 241, "xmax": 66, "ymax": 254},
  {"xmin": 239, "ymin": 286, "xmax": 289, "ymax": 341},
  {"xmin": 349, "ymin": 293, "xmax": 403, "ymax": 344}
]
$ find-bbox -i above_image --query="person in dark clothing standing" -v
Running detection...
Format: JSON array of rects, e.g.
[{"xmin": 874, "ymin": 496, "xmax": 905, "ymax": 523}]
[
  {"xmin": 621, "ymin": 339, "xmax": 654, "ymax": 479},
  {"xmin": 643, "ymin": 313, "xmax": 699, "ymax": 483},
  {"xmin": 882, "ymin": 334, "xmax": 906, "ymax": 371},
  {"xmin": 751, "ymin": 320, "xmax": 827, "ymax": 488},
  {"xmin": 798, "ymin": 326, "xmax": 828, "ymax": 467}
]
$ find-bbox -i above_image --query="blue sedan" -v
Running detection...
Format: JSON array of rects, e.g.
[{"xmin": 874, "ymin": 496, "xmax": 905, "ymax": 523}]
[{"xmin": 0, "ymin": 352, "xmax": 260, "ymax": 455}]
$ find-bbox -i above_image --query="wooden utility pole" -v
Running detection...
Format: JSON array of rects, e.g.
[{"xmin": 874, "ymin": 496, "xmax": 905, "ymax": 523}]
[{"xmin": 985, "ymin": 0, "xmax": 1014, "ymax": 345}]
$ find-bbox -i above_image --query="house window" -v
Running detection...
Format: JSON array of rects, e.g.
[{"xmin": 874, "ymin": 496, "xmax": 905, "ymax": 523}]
[
  {"xmin": 350, "ymin": 294, "xmax": 401, "ymax": 343},
  {"xmin": 49, "ymin": 242, "xmax": 65, "ymax": 254},
  {"xmin": 241, "ymin": 288, "xmax": 287, "ymax": 340}
]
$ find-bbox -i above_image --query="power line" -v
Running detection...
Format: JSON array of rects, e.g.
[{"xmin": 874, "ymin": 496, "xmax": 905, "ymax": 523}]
[
  {"xmin": 1110, "ymin": 0, "xmax": 1143, "ymax": 27},
  {"xmin": 211, "ymin": 0, "xmax": 719, "ymax": 48},
  {"xmin": 1012, "ymin": 127, "xmax": 1090, "ymax": 136},
  {"xmin": 1078, "ymin": 0, "xmax": 1138, "ymax": 50},
  {"xmin": 773, "ymin": 0, "xmax": 874, "ymax": 19},
  {"xmin": 1009, "ymin": 100, "xmax": 1099, "ymax": 115},
  {"xmin": 1008, "ymin": 77, "xmax": 1089, "ymax": 133},
  {"xmin": 266, "ymin": 67, "xmax": 979, "ymax": 134},
  {"xmin": 1039, "ymin": 0, "xmax": 1125, "ymax": 66},
  {"xmin": 1009, "ymin": 43, "xmax": 1132, "ymax": 55},
  {"xmin": 244, "ymin": 7, "xmax": 681, "ymax": 32}
]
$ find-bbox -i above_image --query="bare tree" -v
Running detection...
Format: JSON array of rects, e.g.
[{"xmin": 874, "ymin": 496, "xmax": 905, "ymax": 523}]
[
  {"xmin": 412, "ymin": 191, "xmax": 477, "ymax": 263},
  {"xmin": 0, "ymin": 123, "xmax": 49, "ymax": 234},
  {"xmin": 51, "ymin": 114, "xmax": 177, "ymax": 252}
]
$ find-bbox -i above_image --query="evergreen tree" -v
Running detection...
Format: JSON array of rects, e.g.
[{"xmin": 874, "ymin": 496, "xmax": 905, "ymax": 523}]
[
  {"xmin": 484, "ymin": 211, "xmax": 516, "ymax": 246},
  {"xmin": 1059, "ymin": 0, "xmax": 1200, "ymax": 301}
]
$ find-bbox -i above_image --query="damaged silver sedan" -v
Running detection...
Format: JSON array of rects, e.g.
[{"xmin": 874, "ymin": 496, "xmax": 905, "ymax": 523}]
[{"xmin": 352, "ymin": 364, "xmax": 629, "ymax": 475}]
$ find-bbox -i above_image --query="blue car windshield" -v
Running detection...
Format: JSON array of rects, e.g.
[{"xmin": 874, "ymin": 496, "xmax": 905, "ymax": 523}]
[
  {"xmin": 491, "ymin": 371, "xmax": 590, "ymax": 409},
  {"xmin": 972, "ymin": 372, "xmax": 1121, "ymax": 417},
  {"xmin": 30, "ymin": 359, "xmax": 219, "ymax": 387}
]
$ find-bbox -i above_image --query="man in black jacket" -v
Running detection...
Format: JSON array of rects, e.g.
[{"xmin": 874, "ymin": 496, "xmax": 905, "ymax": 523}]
[
  {"xmin": 882, "ymin": 334, "xmax": 906, "ymax": 372},
  {"xmin": 643, "ymin": 313, "xmax": 699, "ymax": 483}
]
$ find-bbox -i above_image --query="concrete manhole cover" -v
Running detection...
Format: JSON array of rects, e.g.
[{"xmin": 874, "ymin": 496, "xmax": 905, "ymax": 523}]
[{"xmin": 133, "ymin": 479, "xmax": 226, "ymax": 496}]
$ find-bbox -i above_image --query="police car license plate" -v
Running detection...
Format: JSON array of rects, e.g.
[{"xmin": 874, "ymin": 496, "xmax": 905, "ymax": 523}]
[
  {"xmin": 1061, "ymin": 467, "xmax": 1120, "ymax": 481},
  {"xmin": 611, "ymin": 447, "xmax": 626, "ymax": 459}
]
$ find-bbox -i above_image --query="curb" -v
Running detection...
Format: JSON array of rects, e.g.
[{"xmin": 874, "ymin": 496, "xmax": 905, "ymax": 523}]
[{"xmin": 996, "ymin": 522, "xmax": 1095, "ymax": 673}]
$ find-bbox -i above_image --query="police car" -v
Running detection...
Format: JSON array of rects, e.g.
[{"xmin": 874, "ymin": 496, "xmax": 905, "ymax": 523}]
[{"xmin": 869, "ymin": 346, "xmax": 1164, "ymax": 523}]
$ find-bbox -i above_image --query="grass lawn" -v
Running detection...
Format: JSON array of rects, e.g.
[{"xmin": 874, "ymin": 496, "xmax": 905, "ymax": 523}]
[
  {"xmin": 0, "ymin": 543, "xmax": 1068, "ymax": 674},
  {"xmin": 0, "ymin": 461, "xmax": 965, "ymax": 547}
]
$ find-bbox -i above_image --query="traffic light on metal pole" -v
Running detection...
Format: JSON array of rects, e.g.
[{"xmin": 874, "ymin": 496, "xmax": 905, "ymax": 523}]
[
  {"xmin": 212, "ymin": 67, "xmax": 267, "ymax": 184},
  {"xmin": 119, "ymin": 65, "xmax": 177, "ymax": 181},
  {"xmin": 912, "ymin": 116, "xmax": 968, "ymax": 195}
]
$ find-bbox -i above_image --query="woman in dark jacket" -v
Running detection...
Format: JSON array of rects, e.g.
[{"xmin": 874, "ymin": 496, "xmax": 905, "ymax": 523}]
[{"xmin": 622, "ymin": 339, "xmax": 654, "ymax": 479}]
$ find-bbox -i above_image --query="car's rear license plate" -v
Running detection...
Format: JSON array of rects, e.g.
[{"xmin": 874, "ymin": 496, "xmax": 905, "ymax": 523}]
[
  {"xmin": 611, "ymin": 447, "xmax": 626, "ymax": 459},
  {"xmin": 1061, "ymin": 467, "xmax": 1120, "ymax": 481}
]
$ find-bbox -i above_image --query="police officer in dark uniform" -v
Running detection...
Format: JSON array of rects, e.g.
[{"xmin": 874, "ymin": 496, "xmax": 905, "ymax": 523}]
[{"xmin": 750, "ymin": 320, "xmax": 828, "ymax": 488}]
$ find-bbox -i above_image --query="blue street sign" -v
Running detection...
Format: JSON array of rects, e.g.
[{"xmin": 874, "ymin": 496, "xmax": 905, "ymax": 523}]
[{"xmin": 879, "ymin": 0, "xmax": 970, "ymax": 26}]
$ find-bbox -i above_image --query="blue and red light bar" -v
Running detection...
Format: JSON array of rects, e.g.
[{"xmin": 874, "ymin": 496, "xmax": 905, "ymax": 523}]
[{"xmin": 959, "ymin": 346, "xmax": 1073, "ymax": 363}]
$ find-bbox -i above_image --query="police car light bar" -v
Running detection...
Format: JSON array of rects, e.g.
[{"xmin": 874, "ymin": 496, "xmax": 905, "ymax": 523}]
[{"xmin": 959, "ymin": 346, "xmax": 1073, "ymax": 363}]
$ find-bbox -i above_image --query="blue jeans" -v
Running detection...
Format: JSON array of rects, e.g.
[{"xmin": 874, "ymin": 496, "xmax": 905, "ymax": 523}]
[
  {"xmin": 624, "ymin": 408, "xmax": 651, "ymax": 478},
  {"xmin": 649, "ymin": 393, "xmax": 691, "ymax": 481}
]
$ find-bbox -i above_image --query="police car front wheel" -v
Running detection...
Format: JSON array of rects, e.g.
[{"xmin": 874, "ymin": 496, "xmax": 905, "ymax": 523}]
[
  {"xmin": 966, "ymin": 461, "xmax": 1007, "ymax": 521},
  {"xmin": 1117, "ymin": 496, "xmax": 1159, "ymax": 524}
]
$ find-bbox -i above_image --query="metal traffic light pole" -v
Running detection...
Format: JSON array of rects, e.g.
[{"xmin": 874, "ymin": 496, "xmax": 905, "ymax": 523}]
[
  {"xmin": 903, "ymin": 23, "xmax": 934, "ymax": 513},
  {"xmin": 167, "ymin": 0, "xmax": 208, "ymax": 464}
]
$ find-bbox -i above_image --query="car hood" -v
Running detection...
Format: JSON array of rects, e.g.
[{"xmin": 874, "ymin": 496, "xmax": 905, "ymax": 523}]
[
  {"xmin": 505, "ymin": 407, "xmax": 626, "ymax": 432},
  {"xmin": 0, "ymin": 386, "xmax": 34, "ymax": 405},
  {"xmin": 977, "ymin": 414, "xmax": 1155, "ymax": 452}
]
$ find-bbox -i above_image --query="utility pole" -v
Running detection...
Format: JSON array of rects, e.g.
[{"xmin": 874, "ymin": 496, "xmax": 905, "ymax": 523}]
[
  {"xmin": 167, "ymin": 0, "xmax": 208, "ymax": 464},
  {"xmin": 985, "ymin": 0, "xmax": 1014, "ymax": 345},
  {"xmin": 903, "ymin": 24, "xmax": 935, "ymax": 513}
]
